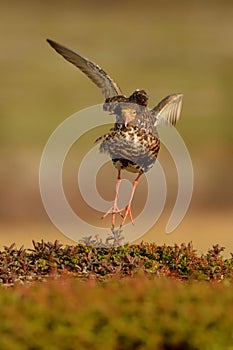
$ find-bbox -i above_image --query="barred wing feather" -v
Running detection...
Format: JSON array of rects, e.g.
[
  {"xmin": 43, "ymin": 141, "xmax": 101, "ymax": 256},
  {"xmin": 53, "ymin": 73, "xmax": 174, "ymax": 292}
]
[
  {"xmin": 152, "ymin": 93, "xmax": 183, "ymax": 126},
  {"xmin": 47, "ymin": 39, "xmax": 123, "ymax": 99}
]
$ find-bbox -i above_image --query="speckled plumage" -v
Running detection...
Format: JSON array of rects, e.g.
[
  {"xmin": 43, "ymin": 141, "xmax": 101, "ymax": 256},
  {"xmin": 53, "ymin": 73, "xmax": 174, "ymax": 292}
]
[{"xmin": 97, "ymin": 103, "xmax": 160, "ymax": 174}]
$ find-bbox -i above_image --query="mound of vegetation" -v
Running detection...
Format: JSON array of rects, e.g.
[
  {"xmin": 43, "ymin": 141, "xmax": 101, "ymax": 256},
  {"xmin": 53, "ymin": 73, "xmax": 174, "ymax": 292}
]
[
  {"xmin": 0, "ymin": 276, "xmax": 233, "ymax": 349},
  {"xmin": 0, "ymin": 241, "xmax": 233, "ymax": 349},
  {"xmin": 0, "ymin": 241, "xmax": 232, "ymax": 286}
]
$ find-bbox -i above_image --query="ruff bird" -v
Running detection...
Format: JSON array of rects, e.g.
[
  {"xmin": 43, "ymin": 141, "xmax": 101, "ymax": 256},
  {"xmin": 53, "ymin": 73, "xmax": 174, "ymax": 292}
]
[{"xmin": 47, "ymin": 39, "xmax": 183, "ymax": 227}]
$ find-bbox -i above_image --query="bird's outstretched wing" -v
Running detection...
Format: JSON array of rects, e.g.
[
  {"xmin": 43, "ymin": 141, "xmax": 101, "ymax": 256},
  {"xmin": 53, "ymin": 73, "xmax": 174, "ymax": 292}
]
[
  {"xmin": 152, "ymin": 93, "xmax": 183, "ymax": 126},
  {"xmin": 47, "ymin": 39, "xmax": 123, "ymax": 99}
]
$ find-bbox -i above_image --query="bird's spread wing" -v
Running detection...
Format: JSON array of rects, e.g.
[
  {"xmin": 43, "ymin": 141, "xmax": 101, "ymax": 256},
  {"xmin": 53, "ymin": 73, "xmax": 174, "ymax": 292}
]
[
  {"xmin": 152, "ymin": 93, "xmax": 183, "ymax": 126},
  {"xmin": 47, "ymin": 39, "xmax": 123, "ymax": 99}
]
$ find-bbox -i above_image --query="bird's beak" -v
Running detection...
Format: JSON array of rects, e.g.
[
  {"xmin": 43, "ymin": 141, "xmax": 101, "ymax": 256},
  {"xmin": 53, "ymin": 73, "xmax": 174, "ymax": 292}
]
[{"xmin": 121, "ymin": 108, "xmax": 134, "ymax": 126}]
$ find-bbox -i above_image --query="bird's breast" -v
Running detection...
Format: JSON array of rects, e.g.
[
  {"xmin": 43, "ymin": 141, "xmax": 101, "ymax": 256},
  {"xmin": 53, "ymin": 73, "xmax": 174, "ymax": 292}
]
[{"xmin": 99, "ymin": 125, "xmax": 160, "ymax": 173}]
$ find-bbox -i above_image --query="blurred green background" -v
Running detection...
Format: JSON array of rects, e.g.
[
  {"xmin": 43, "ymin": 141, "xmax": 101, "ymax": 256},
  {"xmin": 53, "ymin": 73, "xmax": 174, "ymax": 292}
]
[{"xmin": 0, "ymin": 0, "xmax": 232, "ymax": 254}]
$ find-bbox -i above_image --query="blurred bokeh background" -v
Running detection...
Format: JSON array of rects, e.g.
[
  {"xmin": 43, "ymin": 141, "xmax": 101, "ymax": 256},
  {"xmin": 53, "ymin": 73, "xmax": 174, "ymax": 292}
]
[{"xmin": 1, "ymin": 0, "xmax": 232, "ymax": 255}]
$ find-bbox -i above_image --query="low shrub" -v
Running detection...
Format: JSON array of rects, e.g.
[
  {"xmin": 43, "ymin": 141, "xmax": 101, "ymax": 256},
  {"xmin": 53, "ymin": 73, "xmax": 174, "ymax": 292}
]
[{"xmin": 0, "ymin": 241, "xmax": 232, "ymax": 286}]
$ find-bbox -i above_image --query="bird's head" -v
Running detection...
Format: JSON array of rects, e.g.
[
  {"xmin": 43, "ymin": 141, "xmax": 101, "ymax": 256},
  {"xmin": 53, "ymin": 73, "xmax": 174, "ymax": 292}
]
[
  {"xmin": 104, "ymin": 96, "xmax": 138, "ymax": 125},
  {"xmin": 103, "ymin": 92, "xmax": 147, "ymax": 126},
  {"xmin": 120, "ymin": 106, "xmax": 138, "ymax": 126}
]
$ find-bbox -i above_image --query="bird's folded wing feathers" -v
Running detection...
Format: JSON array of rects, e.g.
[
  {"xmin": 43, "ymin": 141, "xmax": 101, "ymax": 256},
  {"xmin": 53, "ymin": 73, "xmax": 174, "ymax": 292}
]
[
  {"xmin": 47, "ymin": 39, "xmax": 123, "ymax": 99},
  {"xmin": 152, "ymin": 93, "xmax": 183, "ymax": 126}
]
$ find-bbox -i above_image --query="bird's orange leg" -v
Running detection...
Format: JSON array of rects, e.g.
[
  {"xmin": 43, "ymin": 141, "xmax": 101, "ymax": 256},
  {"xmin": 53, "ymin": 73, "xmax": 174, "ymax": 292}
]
[
  {"xmin": 120, "ymin": 173, "xmax": 142, "ymax": 227},
  {"xmin": 101, "ymin": 170, "xmax": 123, "ymax": 226}
]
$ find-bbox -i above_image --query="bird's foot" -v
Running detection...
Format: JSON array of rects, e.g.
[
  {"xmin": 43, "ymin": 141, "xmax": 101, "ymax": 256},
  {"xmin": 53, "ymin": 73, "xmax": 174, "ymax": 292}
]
[
  {"xmin": 102, "ymin": 204, "xmax": 134, "ymax": 227},
  {"xmin": 101, "ymin": 205, "xmax": 124, "ymax": 227},
  {"xmin": 119, "ymin": 204, "xmax": 134, "ymax": 227}
]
